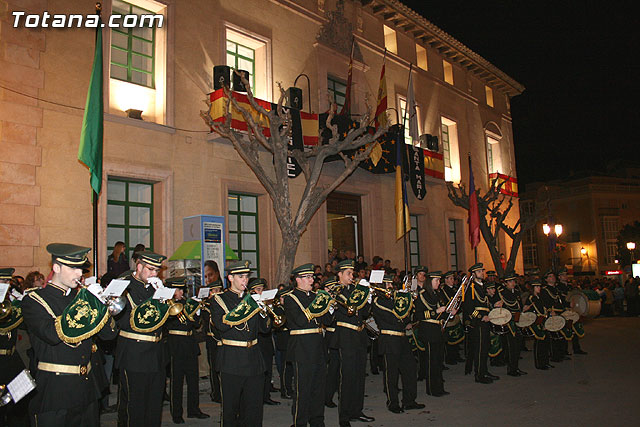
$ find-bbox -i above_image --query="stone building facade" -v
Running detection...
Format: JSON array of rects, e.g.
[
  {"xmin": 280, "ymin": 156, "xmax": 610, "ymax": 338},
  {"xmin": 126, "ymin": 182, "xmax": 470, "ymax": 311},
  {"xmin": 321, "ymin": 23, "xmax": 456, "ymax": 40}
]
[{"xmin": 1, "ymin": 0, "xmax": 524, "ymax": 281}]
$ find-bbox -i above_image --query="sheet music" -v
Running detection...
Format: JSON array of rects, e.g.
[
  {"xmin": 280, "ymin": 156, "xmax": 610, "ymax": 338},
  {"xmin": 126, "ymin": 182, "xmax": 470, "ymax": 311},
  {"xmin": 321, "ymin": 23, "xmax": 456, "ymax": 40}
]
[
  {"xmin": 0, "ymin": 283, "xmax": 9, "ymax": 302},
  {"xmin": 153, "ymin": 287, "xmax": 176, "ymax": 300},
  {"xmin": 103, "ymin": 279, "xmax": 129, "ymax": 297},
  {"xmin": 368, "ymin": 270, "xmax": 385, "ymax": 284},
  {"xmin": 197, "ymin": 287, "xmax": 210, "ymax": 299},
  {"xmin": 7, "ymin": 370, "xmax": 36, "ymax": 403}
]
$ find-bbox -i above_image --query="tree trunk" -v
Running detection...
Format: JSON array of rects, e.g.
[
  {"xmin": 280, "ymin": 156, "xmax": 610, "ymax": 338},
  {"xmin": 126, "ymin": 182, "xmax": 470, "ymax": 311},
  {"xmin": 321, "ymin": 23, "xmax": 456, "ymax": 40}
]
[{"xmin": 274, "ymin": 232, "xmax": 301, "ymax": 286}]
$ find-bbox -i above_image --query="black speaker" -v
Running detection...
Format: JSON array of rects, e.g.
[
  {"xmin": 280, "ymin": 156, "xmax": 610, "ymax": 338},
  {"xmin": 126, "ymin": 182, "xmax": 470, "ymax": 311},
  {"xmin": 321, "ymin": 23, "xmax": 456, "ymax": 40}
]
[
  {"xmin": 427, "ymin": 135, "xmax": 439, "ymax": 152},
  {"xmin": 233, "ymin": 70, "xmax": 250, "ymax": 92},
  {"xmin": 287, "ymin": 87, "xmax": 303, "ymax": 110},
  {"xmin": 213, "ymin": 65, "xmax": 231, "ymax": 90}
]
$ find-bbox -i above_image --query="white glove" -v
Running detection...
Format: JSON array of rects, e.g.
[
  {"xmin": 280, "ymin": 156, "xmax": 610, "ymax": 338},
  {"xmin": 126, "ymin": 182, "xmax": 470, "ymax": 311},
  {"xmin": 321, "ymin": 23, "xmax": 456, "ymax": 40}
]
[
  {"xmin": 367, "ymin": 289, "xmax": 372, "ymax": 305},
  {"xmin": 359, "ymin": 279, "xmax": 370, "ymax": 287},
  {"xmin": 147, "ymin": 277, "xmax": 164, "ymax": 290},
  {"xmin": 329, "ymin": 305, "xmax": 335, "ymax": 315}
]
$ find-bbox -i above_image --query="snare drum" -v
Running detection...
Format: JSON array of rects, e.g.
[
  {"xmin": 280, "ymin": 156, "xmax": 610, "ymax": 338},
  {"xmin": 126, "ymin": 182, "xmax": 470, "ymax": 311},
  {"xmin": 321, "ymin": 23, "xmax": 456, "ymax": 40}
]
[
  {"xmin": 491, "ymin": 323, "xmax": 510, "ymax": 335},
  {"xmin": 488, "ymin": 308, "xmax": 512, "ymax": 326},
  {"xmin": 544, "ymin": 315, "xmax": 566, "ymax": 340},
  {"xmin": 516, "ymin": 312, "xmax": 536, "ymax": 328}
]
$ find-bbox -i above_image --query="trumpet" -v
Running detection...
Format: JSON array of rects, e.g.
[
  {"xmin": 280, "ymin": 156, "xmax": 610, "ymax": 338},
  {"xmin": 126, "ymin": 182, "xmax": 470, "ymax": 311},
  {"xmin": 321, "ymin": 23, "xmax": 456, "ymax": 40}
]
[
  {"xmin": 332, "ymin": 297, "xmax": 356, "ymax": 316},
  {"xmin": 259, "ymin": 297, "xmax": 285, "ymax": 328},
  {"xmin": 371, "ymin": 285, "xmax": 393, "ymax": 299},
  {"xmin": 75, "ymin": 279, "xmax": 127, "ymax": 316},
  {"xmin": 441, "ymin": 273, "xmax": 470, "ymax": 331}
]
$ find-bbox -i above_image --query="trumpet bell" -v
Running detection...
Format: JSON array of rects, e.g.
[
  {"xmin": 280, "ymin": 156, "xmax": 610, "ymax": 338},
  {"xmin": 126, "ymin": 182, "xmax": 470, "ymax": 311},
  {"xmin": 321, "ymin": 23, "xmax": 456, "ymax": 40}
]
[
  {"xmin": 106, "ymin": 296, "xmax": 126, "ymax": 316},
  {"xmin": 168, "ymin": 301, "xmax": 184, "ymax": 316},
  {"xmin": 0, "ymin": 300, "xmax": 12, "ymax": 320}
]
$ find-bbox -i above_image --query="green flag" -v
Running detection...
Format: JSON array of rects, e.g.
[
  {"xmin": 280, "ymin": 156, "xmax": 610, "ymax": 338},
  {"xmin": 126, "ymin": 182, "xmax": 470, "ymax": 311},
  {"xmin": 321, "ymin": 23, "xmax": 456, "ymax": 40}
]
[{"xmin": 78, "ymin": 20, "xmax": 103, "ymax": 195}]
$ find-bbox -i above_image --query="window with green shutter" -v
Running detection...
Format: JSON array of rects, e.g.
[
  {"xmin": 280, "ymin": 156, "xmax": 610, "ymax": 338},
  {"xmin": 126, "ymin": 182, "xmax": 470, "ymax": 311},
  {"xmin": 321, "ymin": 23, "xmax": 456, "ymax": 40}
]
[
  {"xmin": 327, "ymin": 75, "xmax": 347, "ymax": 110},
  {"xmin": 409, "ymin": 215, "xmax": 420, "ymax": 269},
  {"xmin": 226, "ymin": 40, "xmax": 255, "ymax": 90},
  {"xmin": 228, "ymin": 193, "xmax": 260, "ymax": 276},
  {"xmin": 110, "ymin": 0, "xmax": 155, "ymax": 88},
  {"xmin": 107, "ymin": 178, "xmax": 154, "ymax": 258}
]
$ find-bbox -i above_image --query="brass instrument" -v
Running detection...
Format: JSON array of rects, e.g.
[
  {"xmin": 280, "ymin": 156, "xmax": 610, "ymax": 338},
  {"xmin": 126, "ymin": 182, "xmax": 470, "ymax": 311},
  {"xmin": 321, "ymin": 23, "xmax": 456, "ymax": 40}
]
[
  {"xmin": 166, "ymin": 299, "xmax": 184, "ymax": 317},
  {"xmin": 371, "ymin": 285, "xmax": 393, "ymax": 299},
  {"xmin": 260, "ymin": 296, "xmax": 286, "ymax": 328},
  {"xmin": 0, "ymin": 299, "xmax": 11, "ymax": 320},
  {"xmin": 326, "ymin": 282, "xmax": 357, "ymax": 316},
  {"xmin": 75, "ymin": 279, "xmax": 127, "ymax": 316},
  {"xmin": 332, "ymin": 297, "xmax": 356, "ymax": 316},
  {"xmin": 441, "ymin": 273, "xmax": 470, "ymax": 331}
]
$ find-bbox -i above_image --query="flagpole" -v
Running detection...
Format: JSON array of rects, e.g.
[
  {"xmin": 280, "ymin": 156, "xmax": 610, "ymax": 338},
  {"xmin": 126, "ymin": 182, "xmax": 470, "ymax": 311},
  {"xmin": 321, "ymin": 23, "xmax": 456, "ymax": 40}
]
[
  {"xmin": 401, "ymin": 64, "xmax": 413, "ymax": 277},
  {"xmin": 93, "ymin": 191, "xmax": 99, "ymax": 275}
]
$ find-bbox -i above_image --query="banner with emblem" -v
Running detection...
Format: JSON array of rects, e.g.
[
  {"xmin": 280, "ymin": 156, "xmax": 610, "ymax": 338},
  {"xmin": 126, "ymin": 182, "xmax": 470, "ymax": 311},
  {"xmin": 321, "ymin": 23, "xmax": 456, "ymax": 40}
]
[
  {"xmin": 306, "ymin": 289, "xmax": 332, "ymax": 319},
  {"xmin": 408, "ymin": 329, "xmax": 425, "ymax": 352},
  {"xmin": 445, "ymin": 322, "xmax": 465, "ymax": 345},
  {"xmin": 55, "ymin": 288, "xmax": 110, "ymax": 343},
  {"xmin": 392, "ymin": 291, "xmax": 413, "ymax": 319},
  {"xmin": 223, "ymin": 293, "xmax": 262, "ymax": 326},
  {"xmin": 183, "ymin": 298, "xmax": 202, "ymax": 322},
  {"xmin": 347, "ymin": 284, "xmax": 370, "ymax": 311},
  {"xmin": 131, "ymin": 298, "xmax": 171, "ymax": 333},
  {"xmin": 489, "ymin": 333, "xmax": 502, "ymax": 357},
  {"xmin": 0, "ymin": 299, "xmax": 23, "ymax": 334}
]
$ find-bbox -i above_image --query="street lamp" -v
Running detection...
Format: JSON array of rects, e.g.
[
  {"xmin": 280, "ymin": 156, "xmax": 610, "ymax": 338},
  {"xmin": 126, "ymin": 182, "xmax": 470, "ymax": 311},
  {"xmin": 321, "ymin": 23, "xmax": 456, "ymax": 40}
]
[
  {"xmin": 628, "ymin": 242, "xmax": 636, "ymax": 265},
  {"xmin": 580, "ymin": 247, "xmax": 587, "ymax": 256},
  {"xmin": 543, "ymin": 221, "xmax": 563, "ymax": 272}
]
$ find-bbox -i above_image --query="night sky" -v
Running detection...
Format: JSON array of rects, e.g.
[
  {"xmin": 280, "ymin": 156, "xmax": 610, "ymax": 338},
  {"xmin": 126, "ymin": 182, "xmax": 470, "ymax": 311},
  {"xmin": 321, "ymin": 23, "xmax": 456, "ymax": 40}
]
[{"xmin": 400, "ymin": 1, "xmax": 639, "ymax": 188}]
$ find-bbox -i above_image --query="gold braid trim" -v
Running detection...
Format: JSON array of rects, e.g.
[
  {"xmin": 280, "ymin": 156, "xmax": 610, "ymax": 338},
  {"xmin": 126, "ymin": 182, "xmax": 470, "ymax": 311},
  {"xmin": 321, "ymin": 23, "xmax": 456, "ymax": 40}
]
[
  {"xmin": 287, "ymin": 293, "xmax": 311, "ymax": 321},
  {"xmin": 130, "ymin": 302, "xmax": 171, "ymax": 333},
  {"xmin": 0, "ymin": 317, "xmax": 23, "ymax": 334}
]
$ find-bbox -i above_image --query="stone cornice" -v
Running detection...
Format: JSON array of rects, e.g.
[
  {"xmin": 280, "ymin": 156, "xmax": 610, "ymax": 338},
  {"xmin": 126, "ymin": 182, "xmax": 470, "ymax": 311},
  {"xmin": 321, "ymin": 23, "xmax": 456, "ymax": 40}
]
[{"xmin": 362, "ymin": 0, "xmax": 525, "ymax": 97}]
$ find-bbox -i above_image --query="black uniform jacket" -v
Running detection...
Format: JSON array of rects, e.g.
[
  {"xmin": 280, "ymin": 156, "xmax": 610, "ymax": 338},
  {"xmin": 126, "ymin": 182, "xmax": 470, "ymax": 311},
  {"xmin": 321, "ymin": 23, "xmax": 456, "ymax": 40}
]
[
  {"xmin": 22, "ymin": 283, "xmax": 118, "ymax": 412},
  {"xmin": 540, "ymin": 285, "xmax": 565, "ymax": 314},
  {"xmin": 114, "ymin": 274, "xmax": 166, "ymax": 372},
  {"xmin": 462, "ymin": 280, "xmax": 491, "ymax": 327},
  {"xmin": 499, "ymin": 287, "xmax": 522, "ymax": 314},
  {"xmin": 166, "ymin": 299, "xmax": 201, "ymax": 359},
  {"xmin": 414, "ymin": 288, "xmax": 445, "ymax": 342},
  {"xmin": 210, "ymin": 288, "xmax": 270, "ymax": 376},
  {"xmin": 283, "ymin": 288, "xmax": 334, "ymax": 365},
  {"xmin": 371, "ymin": 295, "xmax": 411, "ymax": 355},
  {"xmin": 334, "ymin": 285, "xmax": 371, "ymax": 349}
]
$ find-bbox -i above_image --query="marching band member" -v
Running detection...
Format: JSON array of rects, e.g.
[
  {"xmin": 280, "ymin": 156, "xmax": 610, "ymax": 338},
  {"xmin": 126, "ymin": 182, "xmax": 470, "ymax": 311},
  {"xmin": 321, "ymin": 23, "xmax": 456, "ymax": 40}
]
[
  {"xmin": 541, "ymin": 271, "xmax": 569, "ymax": 363},
  {"xmin": 557, "ymin": 268, "xmax": 587, "ymax": 355},
  {"xmin": 439, "ymin": 271, "xmax": 465, "ymax": 365},
  {"xmin": 413, "ymin": 266, "xmax": 428, "ymax": 381},
  {"xmin": 165, "ymin": 278, "xmax": 209, "ymax": 423},
  {"xmin": 334, "ymin": 260, "xmax": 374, "ymax": 427},
  {"xmin": 0, "ymin": 268, "xmax": 28, "ymax": 426},
  {"xmin": 283, "ymin": 263, "xmax": 334, "ymax": 427},
  {"xmin": 248, "ymin": 277, "xmax": 280, "ymax": 406},
  {"xmin": 498, "ymin": 274, "xmax": 528, "ymax": 376},
  {"xmin": 372, "ymin": 275, "xmax": 424, "ymax": 411},
  {"xmin": 486, "ymin": 282, "xmax": 505, "ymax": 367},
  {"xmin": 322, "ymin": 277, "xmax": 340, "ymax": 408},
  {"xmin": 115, "ymin": 250, "xmax": 170, "ymax": 427},
  {"xmin": 210, "ymin": 260, "xmax": 271, "ymax": 427},
  {"xmin": 415, "ymin": 271, "xmax": 449, "ymax": 396},
  {"xmin": 462, "ymin": 263, "xmax": 498, "ymax": 384},
  {"xmin": 22, "ymin": 244, "xmax": 118, "ymax": 426},
  {"xmin": 203, "ymin": 279, "xmax": 223, "ymax": 403},
  {"xmin": 527, "ymin": 281, "xmax": 552, "ymax": 370}
]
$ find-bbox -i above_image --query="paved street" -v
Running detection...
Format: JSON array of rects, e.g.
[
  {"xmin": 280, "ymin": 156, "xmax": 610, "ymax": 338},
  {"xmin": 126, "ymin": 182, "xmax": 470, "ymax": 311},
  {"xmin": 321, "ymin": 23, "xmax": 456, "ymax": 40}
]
[{"xmin": 101, "ymin": 317, "xmax": 640, "ymax": 426}]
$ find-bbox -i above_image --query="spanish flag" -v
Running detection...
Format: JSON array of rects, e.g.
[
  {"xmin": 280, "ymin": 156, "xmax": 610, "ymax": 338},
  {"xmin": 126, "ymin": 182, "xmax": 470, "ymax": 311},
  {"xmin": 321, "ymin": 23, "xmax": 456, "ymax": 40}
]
[{"xmin": 374, "ymin": 59, "xmax": 387, "ymax": 129}]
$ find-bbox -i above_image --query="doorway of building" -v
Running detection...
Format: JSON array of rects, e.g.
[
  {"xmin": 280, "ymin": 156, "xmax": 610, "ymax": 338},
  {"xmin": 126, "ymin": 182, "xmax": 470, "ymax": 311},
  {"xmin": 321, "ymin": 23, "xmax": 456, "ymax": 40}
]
[{"xmin": 327, "ymin": 192, "xmax": 363, "ymax": 256}]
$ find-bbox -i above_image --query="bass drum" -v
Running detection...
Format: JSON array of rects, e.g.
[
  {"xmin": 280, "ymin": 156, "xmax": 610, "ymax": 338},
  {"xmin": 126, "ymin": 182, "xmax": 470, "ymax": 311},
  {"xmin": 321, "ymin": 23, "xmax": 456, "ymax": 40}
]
[{"xmin": 568, "ymin": 289, "xmax": 601, "ymax": 318}]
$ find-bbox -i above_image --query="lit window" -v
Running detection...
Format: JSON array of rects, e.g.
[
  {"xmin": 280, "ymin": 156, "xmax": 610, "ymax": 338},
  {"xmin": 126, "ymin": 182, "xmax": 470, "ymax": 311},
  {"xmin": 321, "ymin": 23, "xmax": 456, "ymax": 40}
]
[
  {"xmin": 409, "ymin": 215, "xmax": 420, "ymax": 269},
  {"xmin": 416, "ymin": 44, "xmax": 428, "ymax": 70},
  {"xmin": 443, "ymin": 60, "xmax": 454, "ymax": 85},
  {"xmin": 226, "ymin": 40, "xmax": 255, "ymax": 90},
  {"xmin": 327, "ymin": 75, "xmax": 347, "ymax": 110},
  {"xmin": 485, "ymin": 86, "xmax": 494, "ymax": 107},
  {"xmin": 108, "ymin": 0, "xmax": 167, "ymax": 124},
  {"xmin": 383, "ymin": 25, "xmax": 397, "ymax": 54},
  {"xmin": 107, "ymin": 178, "xmax": 154, "ymax": 256},
  {"xmin": 228, "ymin": 193, "xmax": 260, "ymax": 276},
  {"xmin": 441, "ymin": 117, "xmax": 460, "ymax": 183},
  {"xmin": 449, "ymin": 219, "xmax": 459, "ymax": 271},
  {"xmin": 486, "ymin": 136, "xmax": 502, "ymax": 174},
  {"xmin": 398, "ymin": 96, "xmax": 421, "ymax": 146},
  {"xmin": 601, "ymin": 217, "xmax": 620, "ymax": 265},
  {"xmin": 225, "ymin": 26, "xmax": 271, "ymax": 100}
]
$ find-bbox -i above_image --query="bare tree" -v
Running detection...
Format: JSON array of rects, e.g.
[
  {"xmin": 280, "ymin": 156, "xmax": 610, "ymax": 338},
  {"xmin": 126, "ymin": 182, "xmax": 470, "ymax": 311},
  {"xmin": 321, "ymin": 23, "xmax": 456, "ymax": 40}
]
[
  {"xmin": 200, "ymin": 73, "xmax": 387, "ymax": 284},
  {"xmin": 447, "ymin": 179, "xmax": 538, "ymax": 276}
]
